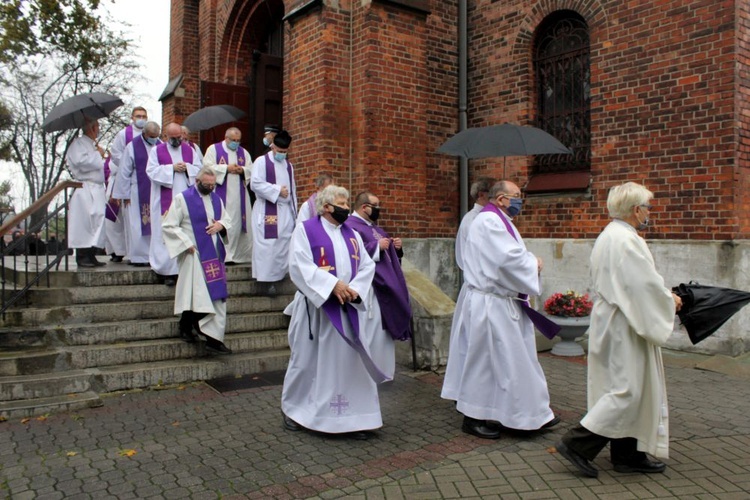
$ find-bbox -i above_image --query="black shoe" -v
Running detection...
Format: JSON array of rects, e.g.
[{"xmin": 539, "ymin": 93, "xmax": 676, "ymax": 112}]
[
  {"xmin": 542, "ymin": 416, "xmax": 561, "ymax": 429},
  {"xmin": 266, "ymin": 284, "xmax": 278, "ymax": 296},
  {"xmin": 613, "ymin": 457, "xmax": 666, "ymax": 474},
  {"xmin": 179, "ymin": 329, "xmax": 198, "ymax": 343},
  {"xmin": 111, "ymin": 255, "xmax": 124, "ymax": 263},
  {"xmin": 129, "ymin": 262, "xmax": 149, "ymax": 267},
  {"xmin": 282, "ymin": 412, "xmax": 301, "ymax": 432},
  {"xmin": 76, "ymin": 258, "xmax": 96, "ymax": 268},
  {"xmin": 461, "ymin": 416, "xmax": 502, "ymax": 439},
  {"xmin": 205, "ymin": 340, "xmax": 232, "ymax": 355},
  {"xmin": 164, "ymin": 277, "xmax": 177, "ymax": 287},
  {"xmin": 225, "ymin": 261, "xmax": 236, "ymax": 266},
  {"xmin": 556, "ymin": 441, "xmax": 599, "ymax": 478},
  {"xmin": 350, "ymin": 431, "xmax": 371, "ymax": 440}
]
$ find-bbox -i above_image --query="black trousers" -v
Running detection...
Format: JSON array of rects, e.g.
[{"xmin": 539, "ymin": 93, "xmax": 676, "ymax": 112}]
[
  {"xmin": 562, "ymin": 424, "xmax": 646, "ymax": 464},
  {"xmin": 179, "ymin": 311, "xmax": 207, "ymax": 335}
]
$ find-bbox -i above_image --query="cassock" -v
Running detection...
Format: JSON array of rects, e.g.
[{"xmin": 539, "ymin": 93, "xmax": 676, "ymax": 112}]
[
  {"xmin": 281, "ymin": 216, "xmax": 393, "ymax": 433},
  {"xmin": 582, "ymin": 220, "xmax": 675, "ymax": 459},
  {"xmin": 114, "ymin": 135, "xmax": 159, "ymax": 264},
  {"xmin": 66, "ymin": 135, "xmax": 106, "ymax": 249},
  {"xmin": 296, "ymin": 193, "xmax": 318, "ymax": 224},
  {"xmin": 104, "ymin": 125, "xmax": 140, "ymax": 259},
  {"xmin": 250, "ymin": 151, "xmax": 297, "ymax": 281},
  {"xmin": 146, "ymin": 142, "xmax": 201, "ymax": 276},
  {"xmin": 203, "ymin": 142, "xmax": 253, "ymax": 263},
  {"xmin": 162, "ymin": 186, "xmax": 231, "ymax": 342},
  {"xmin": 441, "ymin": 205, "xmax": 554, "ymax": 430}
]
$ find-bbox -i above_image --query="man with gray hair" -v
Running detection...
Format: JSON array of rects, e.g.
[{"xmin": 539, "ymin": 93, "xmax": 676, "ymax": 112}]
[
  {"xmin": 162, "ymin": 166, "xmax": 232, "ymax": 355},
  {"xmin": 66, "ymin": 117, "xmax": 107, "ymax": 268},
  {"xmin": 296, "ymin": 172, "xmax": 334, "ymax": 224},
  {"xmin": 202, "ymin": 127, "xmax": 253, "ymax": 264},
  {"xmin": 114, "ymin": 121, "xmax": 162, "ymax": 266},
  {"xmin": 456, "ymin": 176, "xmax": 494, "ymax": 270}
]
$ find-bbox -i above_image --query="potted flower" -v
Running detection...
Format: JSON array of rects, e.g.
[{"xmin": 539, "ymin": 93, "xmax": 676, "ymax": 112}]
[{"xmin": 543, "ymin": 290, "xmax": 593, "ymax": 356}]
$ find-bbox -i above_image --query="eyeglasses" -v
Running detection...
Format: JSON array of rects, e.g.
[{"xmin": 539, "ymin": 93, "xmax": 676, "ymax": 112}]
[
  {"xmin": 639, "ymin": 204, "xmax": 653, "ymax": 210},
  {"xmin": 503, "ymin": 193, "xmax": 523, "ymax": 199},
  {"xmin": 365, "ymin": 203, "xmax": 380, "ymax": 209}
]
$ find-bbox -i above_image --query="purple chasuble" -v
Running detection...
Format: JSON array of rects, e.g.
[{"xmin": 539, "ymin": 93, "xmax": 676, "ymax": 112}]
[
  {"xmin": 133, "ymin": 136, "xmax": 154, "ymax": 235},
  {"xmin": 155, "ymin": 142, "xmax": 194, "ymax": 216},
  {"xmin": 345, "ymin": 216, "xmax": 412, "ymax": 341},
  {"xmin": 480, "ymin": 203, "xmax": 561, "ymax": 340},
  {"xmin": 263, "ymin": 153, "xmax": 295, "ymax": 239},
  {"xmin": 302, "ymin": 217, "xmax": 389, "ymax": 384},
  {"xmin": 213, "ymin": 142, "xmax": 248, "ymax": 232},
  {"xmin": 183, "ymin": 185, "xmax": 228, "ymax": 302},
  {"xmin": 104, "ymin": 157, "xmax": 120, "ymax": 222}
]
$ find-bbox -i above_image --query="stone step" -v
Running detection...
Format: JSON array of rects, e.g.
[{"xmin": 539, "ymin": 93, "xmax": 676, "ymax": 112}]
[
  {"xmin": 0, "ymin": 370, "xmax": 96, "ymax": 401},
  {"xmin": 0, "ymin": 294, "xmax": 293, "ymax": 328},
  {"xmin": 0, "ymin": 391, "xmax": 103, "ymax": 420}
]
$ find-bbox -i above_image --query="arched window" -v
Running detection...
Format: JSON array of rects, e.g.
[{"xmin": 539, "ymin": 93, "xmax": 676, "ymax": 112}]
[{"xmin": 529, "ymin": 11, "xmax": 591, "ymax": 192}]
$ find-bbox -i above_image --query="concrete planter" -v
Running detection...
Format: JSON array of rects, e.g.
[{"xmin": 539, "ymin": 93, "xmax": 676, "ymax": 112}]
[{"xmin": 547, "ymin": 315, "xmax": 590, "ymax": 356}]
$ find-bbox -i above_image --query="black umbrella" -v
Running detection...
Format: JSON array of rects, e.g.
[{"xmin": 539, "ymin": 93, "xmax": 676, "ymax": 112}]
[
  {"xmin": 42, "ymin": 92, "xmax": 124, "ymax": 132},
  {"xmin": 438, "ymin": 123, "xmax": 572, "ymax": 159},
  {"xmin": 182, "ymin": 105, "xmax": 246, "ymax": 132},
  {"xmin": 672, "ymin": 282, "xmax": 750, "ymax": 345}
]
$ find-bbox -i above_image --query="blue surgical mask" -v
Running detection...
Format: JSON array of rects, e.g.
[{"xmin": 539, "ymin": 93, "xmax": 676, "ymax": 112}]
[
  {"xmin": 263, "ymin": 137, "xmax": 271, "ymax": 147},
  {"xmin": 144, "ymin": 136, "xmax": 158, "ymax": 146},
  {"xmin": 507, "ymin": 198, "xmax": 523, "ymax": 217},
  {"xmin": 134, "ymin": 119, "xmax": 147, "ymax": 129},
  {"xmin": 274, "ymin": 152, "xmax": 287, "ymax": 162},
  {"xmin": 227, "ymin": 140, "xmax": 240, "ymax": 151}
]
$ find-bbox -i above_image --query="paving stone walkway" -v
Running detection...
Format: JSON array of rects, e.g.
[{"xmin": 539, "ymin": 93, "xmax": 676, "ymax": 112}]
[{"xmin": 1, "ymin": 351, "xmax": 749, "ymax": 499}]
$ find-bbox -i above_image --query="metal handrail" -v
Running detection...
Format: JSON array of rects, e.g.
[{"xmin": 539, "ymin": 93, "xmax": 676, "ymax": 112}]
[{"xmin": 1, "ymin": 181, "xmax": 82, "ymax": 316}]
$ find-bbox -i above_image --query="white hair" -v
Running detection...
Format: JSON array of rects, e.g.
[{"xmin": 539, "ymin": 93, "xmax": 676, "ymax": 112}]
[
  {"xmin": 316, "ymin": 185, "xmax": 349, "ymax": 215},
  {"xmin": 607, "ymin": 182, "xmax": 653, "ymax": 219},
  {"xmin": 196, "ymin": 166, "xmax": 216, "ymax": 181}
]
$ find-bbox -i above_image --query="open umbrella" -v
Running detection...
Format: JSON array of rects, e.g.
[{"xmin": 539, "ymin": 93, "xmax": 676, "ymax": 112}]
[
  {"xmin": 182, "ymin": 105, "xmax": 246, "ymax": 132},
  {"xmin": 42, "ymin": 92, "xmax": 124, "ymax": 133},
  {"xmin": 438, "ymin": 123, "xmax": 572, "ymax": 159},
  {"xmin": 672, "ymin": 282, "xmax": 750, "ymax": 345}
]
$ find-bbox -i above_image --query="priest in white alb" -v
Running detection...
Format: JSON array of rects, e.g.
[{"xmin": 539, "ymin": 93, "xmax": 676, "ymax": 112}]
[
  {"xmin": 162, "ymin": 166, "xmax": 233, "ymax": 355},
  {"xmin": 146, "ymin": 122, "xmax": 202, "ymax": 286},
  {"xmin": 202, "ymin": 127, "xmax": 253, "ymax": 264}
]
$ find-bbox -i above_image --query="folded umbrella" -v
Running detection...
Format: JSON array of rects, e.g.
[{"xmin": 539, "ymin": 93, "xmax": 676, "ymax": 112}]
[
  {"xmin": 672, "ymin": 282, "xmax": 750, "ymax": 345},
  {"xmin": 42, "ymin": 92, "xmax": 124, "ymax": 133},
  {"xmin": 182, "ymin": 105, "xmax": 246, "ymax": 132}
]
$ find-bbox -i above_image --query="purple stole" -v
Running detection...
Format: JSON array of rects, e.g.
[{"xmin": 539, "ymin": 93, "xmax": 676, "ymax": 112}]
[
  {"xmin": 103, "ymin": 157, "xmax": 120, "ymax": 222},
  {"xmin": 345, "ymin": 216, "xmax": 412, "ymax": 341},
  {"xmin": 263, "ymin": 153, "xmax": 295, "ymax": 239},
  {"xmin": 133, "ymin": 136, "xmax": 154, "ymax": 235},
  {"xmin": 213, "ymin": 142, "xmax": 248, "ymax": 232},
  {"xmin": 481, "ymin": 203, "xmax": 560, "ymax": 340},
  {"xmin": 306, "ymin": 193, "xmax": 317, "ymax": 217},
  {"xmin": 124, "ymin": 125, "xmax": 134, "ymax": 145},
  {"xmin": 302, "ymin": 217, "xmax": 389, "ymax": 384},
  {"xmin": 183, "ymin": 185, "xmax": 228, "ymax": 302},
  {"xmin": 155, "ymin": 142, "xmax": 194, "ymax": 216}
]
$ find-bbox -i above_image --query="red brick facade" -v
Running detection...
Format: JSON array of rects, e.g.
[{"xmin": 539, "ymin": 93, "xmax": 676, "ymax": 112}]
[{"xmin": 164, "ymin": 0, "xmax": 750, "ymax": 240}]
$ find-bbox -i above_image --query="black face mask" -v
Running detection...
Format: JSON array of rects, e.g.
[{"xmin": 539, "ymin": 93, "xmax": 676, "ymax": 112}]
[
  {"xmin": 168, "ymin": 137, "xmax": 182, "ymax": 148},
  {"xmin": 330, "ymin": 205, "xmax": 349, "ymax": 224},
  {"xmin": 196, "ymin": 182, "xmax": 213, "ymax": 195},
  {"xmin": 368, "ymin": 206, "xmax": 381, "ymax": 222}
]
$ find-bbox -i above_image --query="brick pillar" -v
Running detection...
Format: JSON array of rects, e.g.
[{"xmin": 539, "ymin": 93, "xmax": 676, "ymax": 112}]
[{"xmin": 162, "ymin": 0, "xmax": 202, "ymax": 126}]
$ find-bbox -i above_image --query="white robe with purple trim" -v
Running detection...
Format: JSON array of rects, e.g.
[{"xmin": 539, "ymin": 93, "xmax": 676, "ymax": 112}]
[
  {"xmin": 281, "ymin": 217, "xmax": 392, "ymax": 433},
  {"xmin": 161, "ymin": 190, "xmax": 231, "ymax": 342},
  {"xmin": 105, "ymin": 125, "xmax": 141, "ymax": 258}
]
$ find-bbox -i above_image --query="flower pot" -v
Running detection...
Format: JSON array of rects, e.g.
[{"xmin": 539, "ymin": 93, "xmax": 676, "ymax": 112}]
[{"xmin": 548, "ymin": 315, "xmax": 589, "ymax": 356}]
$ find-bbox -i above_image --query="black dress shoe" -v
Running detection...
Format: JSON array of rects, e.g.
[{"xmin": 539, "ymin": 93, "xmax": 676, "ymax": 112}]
[
  {"xmin": 205, "ymin": 340, "xmax": 232, "ymax": 355},
  {"xmin": 76, "ymin": 259, "xmax": 96, "ymax": 268},
  {"xmin": 542, "ymin": 416, "xmax": 561, "ymax": 429},
  {"xmin": 129, "ymin": 262, "xmax": 150, "ymax": 267},
  {"xmin": 179, "ymin": 329, "xmax": 198, "ymax": 343},
  {"xmin": 350, "ymin": 431, "xmax": 371, "ymax": 440},
  {"xmin": 282, "ymin": 412, "xmax": 301, "ymax": 431},
  {"xmin": 225, "ymin": 261, "xmax": 236, "ymax": 266},
  {"xmin": 111, "ymin": 255, "xmax": 124, "ymax": 263},
  {"xmin": 461, "ymin": 416, "xmax": 502, "ymax": 439},
  {"xmin": 556, "ymin": 441, "xmax": 599, "ymax": 478},
  {"xmin": 613, "ymin": 457, "xmax": 666, "ymax": 474},
  {"xmin": 164, "ymin": 277, "xmax": 177, "ymax": 287}
]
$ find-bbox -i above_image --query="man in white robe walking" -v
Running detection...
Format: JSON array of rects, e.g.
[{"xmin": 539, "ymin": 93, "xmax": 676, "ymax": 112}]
[
  {"xmin": 146, "ymin": 123, "xmax": 202, "ymax": 286},
  {"xmin": 113, "ymin": 121, "xmax": 161, "ymax": 266},
  {"xmin": 203, "ymin": 127, "xmax": 253, "ymax": 264},
  {"xmin": 455, "ymin": 177, "xmax": 493, "ymax": 271},
  {"xmin": 281, "ymin": 185, "xmax": 391, "ymax": 440},
  {"xmin": 162, "ymin": 166, "xmax": 233, "ymax": 355},
  {"xmin": 250, "ymin": 129, "xmax": 297, "ymax": 292},
  {"xmin": 66, "ymin": 118, "xmax": 107, "ymax": 268},
  {"xmin": 441, "ymin": 180, "xmax": 558, "ymax": 439},
  {"xmin": 556, "ymin": 182, "xmax": 682, "ymax": 478}
]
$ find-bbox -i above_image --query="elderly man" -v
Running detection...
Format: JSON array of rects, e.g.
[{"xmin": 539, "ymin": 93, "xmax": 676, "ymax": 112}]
[
  {"xmin": 556, "ymin": 182, "xmax": 681, "ymax": 478},
  {"xmin": 441, "ymin": 180, "xmax": 558, "ymax": 439},
  {"xmin": 297, "ymin": 172, "xmax": 333, "ymax": 224},
  {"xmin": 113, "ymin": 121, "xmax": 161, "ymax": 266},
  {"xmin": 202, "ymin": 127, "xmax": 253, "ymax": 264},
  {"xmin": 66, "ymin": 118, "xmax": 106, "ymax": 268},
  {"xmin": 250, "ymin": 129, "xmax": 297, "ymax": 291},
  {"xmin": 281, "ymin": 185, "xmax": 390, "ymax": 440},
  {"xmin": 146, "ymin": 123, "xmax": 202, "ymax": 286},
  {"xmin": 181, "ymin": 126, "xmax": 204, "ymax": 164},
  {"xmin": 456, "ymin": 176, "xmax": 494, "ymax": 271},
  {"xmin": 162, "ymin": 167, "xmax": 232, "ymax": 355}
]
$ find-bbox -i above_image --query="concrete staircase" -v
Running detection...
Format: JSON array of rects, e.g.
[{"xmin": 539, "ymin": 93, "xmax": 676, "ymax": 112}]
[{"xmin": 0, "ymin": 263, "xmax": 293, "ymax": 418}]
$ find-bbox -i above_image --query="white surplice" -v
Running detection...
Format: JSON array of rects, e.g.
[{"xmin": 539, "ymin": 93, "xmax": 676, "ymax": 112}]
[
  {"xmin": 441, "ymin": 209, "xmax": 554, "ymax": 430},
  {"xmin": 295, "ymin": 193, "xmax": 316, "ymax": 224},
  {"xmin": 455, "ymin": 203, "xmax": 482, "ymax": 271},
  {"xmin": 203, "ymin": 142, "xmax": 253, "ymax": 263},
  {"xmin": 114, "ymin": 136, "xmax": 157, "ymax": 264},
  {"xmin": 581, "ymin": 220, "xmax": 675, "ymax": 459},
  {"xmin": 161, "ymin": 188, "xmax": 231, "ymax": 342},
  {"xmin": 250, "ymin": 151, "xmax": 297, "ymax": 281},
  {"xmin": 66, "ymin": 135, "xmax": 106, "ymax": 249},
  {"xmin": 281, "ymin": 217, "xmax": 393, "ymax": 433},
  {"xmin": 105, "ymin": 125, "xmax": 142, "ymax": 258},
  {"xmin": 146, "ymin": 144, "xmax": 201, "ymax": 275}
]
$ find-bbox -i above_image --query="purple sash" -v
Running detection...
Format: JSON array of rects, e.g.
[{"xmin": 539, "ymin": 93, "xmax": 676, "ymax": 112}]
[
  {"xmin": 183, "ymin": 185, "xmax": 228, "ymax": 302},
  {"xmin": 214, "ymin": 142, "xmax": 248, "ymax": 232},
  {"xmin": 302, "ymin": 217, "xmax": 389, "ymax": 384},
  {"xmin": 481, "ymin": 203, "xmax": 561, "ymax": 340},
  {"xmin": 104, "ymin": 157, "xmax": 120, "ymax": 222},
  {"xmin": 133, "ymin": 136, "xmax": 154, "ymax": 235},
  {"xmin": 263, "ymin": 153, "xmax": 294, "ymax": 239},
  {"xmin": 155, "ymin": 142, "xmax": 194, "ymax": 216},
  {"xmin": 345, "ymin": 216, "xmax": 412, "ymax": 341}
]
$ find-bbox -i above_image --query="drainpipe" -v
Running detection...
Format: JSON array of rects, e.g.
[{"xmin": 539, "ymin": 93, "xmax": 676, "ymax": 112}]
[{"xmin": 458, "ymin": 0, "xmax": 468, "ymax": 219}]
